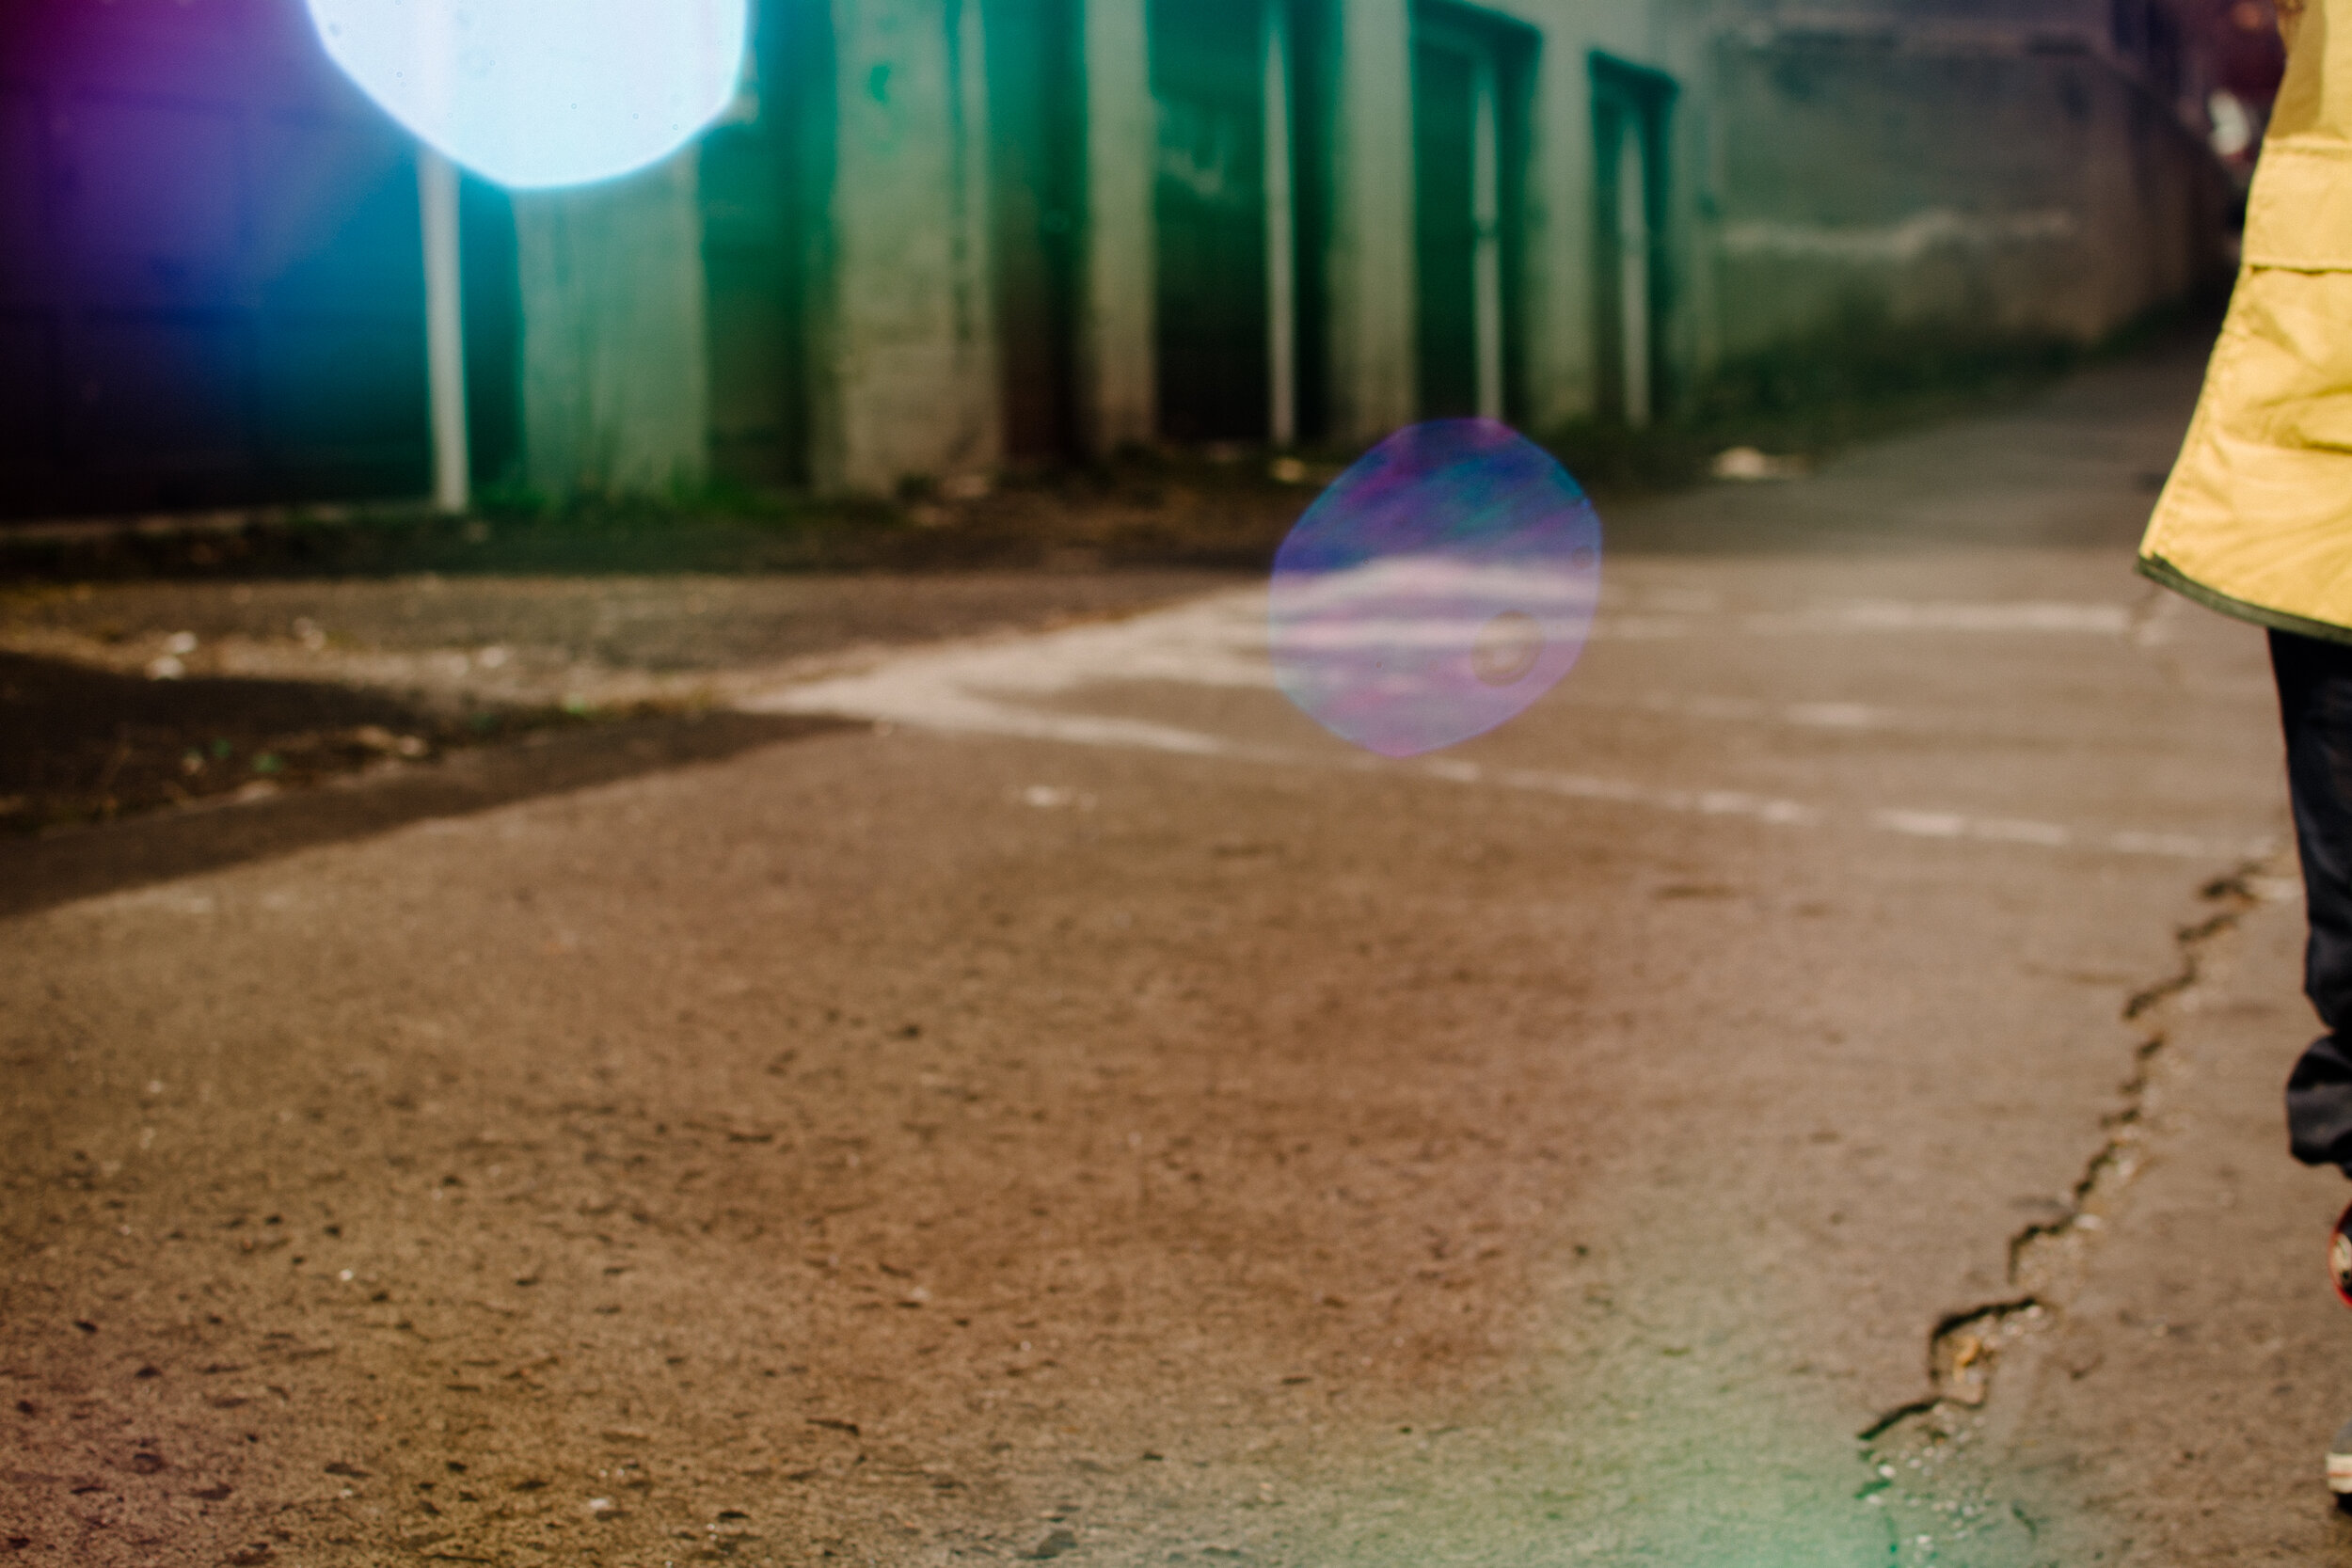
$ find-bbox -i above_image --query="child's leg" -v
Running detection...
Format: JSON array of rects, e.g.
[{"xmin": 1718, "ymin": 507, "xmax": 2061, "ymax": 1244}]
[{"xmin": 2274, "ymin": 629, "xmax": 2352, "ymax": 1173}]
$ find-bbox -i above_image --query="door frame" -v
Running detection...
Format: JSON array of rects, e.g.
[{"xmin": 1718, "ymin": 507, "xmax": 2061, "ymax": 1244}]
[
  {"xmin": 1410, "ymin": 1, "xmax": 1535, "ymax": 425},
  {"xmin": 1589, "ymin": 51, "xmax": 1677, "ymax": 428}
]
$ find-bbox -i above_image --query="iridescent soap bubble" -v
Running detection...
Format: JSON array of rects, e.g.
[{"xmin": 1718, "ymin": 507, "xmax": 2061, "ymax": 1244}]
[
  {"xmin": 307, "ymin": 0, "xmax": 748, "ymax": 190},
  {"xmin": 1269, "ymin": 420, "xmax": 1601, "ymax": 758}
]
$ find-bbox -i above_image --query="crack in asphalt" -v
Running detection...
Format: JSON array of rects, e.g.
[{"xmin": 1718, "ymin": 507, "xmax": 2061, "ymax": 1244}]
[
  {"xmin": 1864, "ymin": 861, "xmax": 2270, "ymax": 1439},
  {"xmin": 1849, "ymin": 858, "xmax": 2280, "ymax": 1555}
]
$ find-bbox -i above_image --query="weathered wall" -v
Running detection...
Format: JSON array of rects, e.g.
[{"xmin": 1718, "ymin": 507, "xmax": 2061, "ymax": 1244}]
[
  {"xmin": 816, "ymin": 0, "xmax": 1000, "ymax": 492},
  {"xmin": 1295, "ymin": 0, "xmax": 1707, "ymax": 437},
  {"xmin": 1502, "ymin": 0, "xmax": 1717, "ymax": 430},
  {"xmin": 1081, "ymin": 0, "xmax": 1159, "ymax": 452},
  {"xmin": 512, "ymin": 155, "xmax": 712, "ymax": 499},
  {"xmin": 1706, "ymin": 30, "xmax": 2232, "ymax": 363},
  {"xmin": 502, "ymin": 0, "xmax": 2233, "ymax": 502},
  {"xmin": 10, "ymin": 0, "xmax": 2240, "ymax": 515},
  {"xmin": 1708, "ymin": 0, "xmax": 2111, "ymax": 31},
  {"xmin": 697, "ymin": 0, "xmax": 833, "ymax": 493},
  {"xmin": 1320, "ymin": 0, "xmax": 1420, "ymax": 442}
]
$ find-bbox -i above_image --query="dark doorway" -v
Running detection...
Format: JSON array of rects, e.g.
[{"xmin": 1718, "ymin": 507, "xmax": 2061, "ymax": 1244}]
[
  {"xmin": 1415, "ymin": 38, "xmax": 1483, "ymax": 420},
  {"xmin": 1412, "ymin": 5, "xmax": 1533, "ymax": 423},
  {"xmin": 1285, "ymin": 0, "xmax": 1334, "ymax": 445},
  {"xmin": 984, "ymin": 0, "xmax": 1085, "ymax": 463},
  {"xmin": 0, "ymin": 0, "xmax": 519, "ymax": 520},
  {"xmin": 457, "ymin": 176, "xmax": 523, "ymax": 493},
  {"xmin": 1149, "ymin": 0, "xmax": 1270, "ymax": 444},
  {"xmin": 700, "ymin": 0, "xmax": 833, "ymax": 490},
  {"xmin": 1591, "ymin": 53, "xmax": 1675, "ymax": 428}
]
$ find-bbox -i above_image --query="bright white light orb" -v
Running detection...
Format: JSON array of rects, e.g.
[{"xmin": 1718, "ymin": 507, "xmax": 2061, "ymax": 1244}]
[{"xmin": 306, "ymin": 0, "xmax": 750, "ymax": 190}]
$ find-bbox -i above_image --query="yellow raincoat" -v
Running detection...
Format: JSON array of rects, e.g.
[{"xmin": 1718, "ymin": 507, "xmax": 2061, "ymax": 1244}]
[{"xmin": 2141, "ymin": 0, "xmax": 2352, "ymax": 638}]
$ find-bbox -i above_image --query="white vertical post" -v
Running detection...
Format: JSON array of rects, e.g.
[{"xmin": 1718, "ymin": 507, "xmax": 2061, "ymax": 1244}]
[
  {"xmin": 1081, "ymin": 0, "xmax": 1159, "ymax": 453},
  {"xmin": 1470, "ymin": 50, "xmax": 1503, "ymax": 422},
  {"xmin": 419, "ymin": 146, "xmax": 470, "ymax": 513},
  {"xmin": 1263, "ymin": 0, "xmax": 1297, "ymax": 447}
]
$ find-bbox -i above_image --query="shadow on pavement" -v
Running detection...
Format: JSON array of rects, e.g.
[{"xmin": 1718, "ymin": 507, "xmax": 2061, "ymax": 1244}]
[
  {"xmin": 0, "ymin": 649, "xmax": 606, "ymax": 833},
  {"xmin": 0, "ymin": 706, "xmax": 857, "ymax": 922}
]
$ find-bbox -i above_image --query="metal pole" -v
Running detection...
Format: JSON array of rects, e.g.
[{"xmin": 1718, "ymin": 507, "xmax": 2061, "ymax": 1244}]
[{"xmin": 418, "ymin": 146, "xmax": 471, "ymax": 513}]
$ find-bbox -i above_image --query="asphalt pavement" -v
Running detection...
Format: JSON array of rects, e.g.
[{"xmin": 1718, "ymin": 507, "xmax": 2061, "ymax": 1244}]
[{"xmin": 4, "ymin": 341, "xmax": 2341, "ymax": 1567}]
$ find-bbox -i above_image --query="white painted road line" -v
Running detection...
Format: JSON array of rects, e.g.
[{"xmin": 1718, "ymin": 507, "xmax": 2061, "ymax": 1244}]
[
  {"xmin": 1590, "ymin": 600, "xmax": 2136, "ymax": 641},
  {"xmin": 739, "ymin": 591, "xmax": 2271, "ymax": 866}
]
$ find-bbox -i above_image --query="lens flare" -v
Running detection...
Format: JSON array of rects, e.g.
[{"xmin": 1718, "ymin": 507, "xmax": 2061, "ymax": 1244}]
[
  {"xmin": 1269, "ymin": 420, "xmax": 1601, "ymax": 758},
  {"xmin": 305, "ymin": 0, "xmax": 749, "ymax": 190}
]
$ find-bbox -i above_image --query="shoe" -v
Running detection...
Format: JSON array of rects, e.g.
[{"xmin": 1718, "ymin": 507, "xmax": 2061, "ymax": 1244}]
[
  {"xmin": 2330, "ymin": 1418, "xmax": 2352, "ymax": 1512},
  {"xmin": 2333, "ymin": 1199, "xmax": 2352, "ymax": 1307}
]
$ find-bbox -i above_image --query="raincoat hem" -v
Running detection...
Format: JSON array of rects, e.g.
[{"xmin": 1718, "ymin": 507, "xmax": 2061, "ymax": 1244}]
[{"xmin": 2137, "ymin": 552, "xmax": 2352, "ymax": 645}]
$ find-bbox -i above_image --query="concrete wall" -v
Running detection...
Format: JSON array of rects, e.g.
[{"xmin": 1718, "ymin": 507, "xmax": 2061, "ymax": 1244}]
[
  {"xmin": 13, "ymin": 0, "xmax": 2234, "ymax": 516},
  {"xmin": 512, "ymin": 155, "xmax": 712, "ymax": 499},
  {"xmin": 1705, "ymin": 27, "xmax": 2232, "ymax": 363},
  {"xmin": 1464, "ymin": 0, "xmax": 2227, "ymax": 434},
  {"xmin": 817, "ymin": 0, "xmax": 1000, "ymax": 492},
  {"xmin": 1280, "ymin": 0, "xmax": 1700, "ymax": 439},
  {"xmin": 1081, "ymin": 0, "xmax": 1159, "ymax": 451},
  {"xmin": 1321, "ymin": 0, "xmax": 1420, "ymax": 442},
  {"xmin": 507, "ymin": 0, "xmax": 2231, "ymax": 502},
  {"xmin": 1503, "ymin": 0, "xmax": 1713, "ymax": 429}
]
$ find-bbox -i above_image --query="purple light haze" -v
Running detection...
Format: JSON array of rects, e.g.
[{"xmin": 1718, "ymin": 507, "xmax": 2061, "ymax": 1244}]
[{"xmin": 1269, "ymin": 420, "xmax": 1602, "ymax": 758}]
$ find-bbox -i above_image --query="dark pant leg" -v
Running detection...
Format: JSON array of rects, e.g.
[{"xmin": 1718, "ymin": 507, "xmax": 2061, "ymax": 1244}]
[{"xmin": 2274, "ymin": 629, "xmax": 2352, "ymax": 1174}]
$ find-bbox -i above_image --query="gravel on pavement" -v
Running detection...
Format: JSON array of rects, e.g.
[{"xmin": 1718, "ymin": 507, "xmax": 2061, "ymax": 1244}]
[{"xmin": 3, "ymin": 338, "xmax": 2343, "ymax": 1568}]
